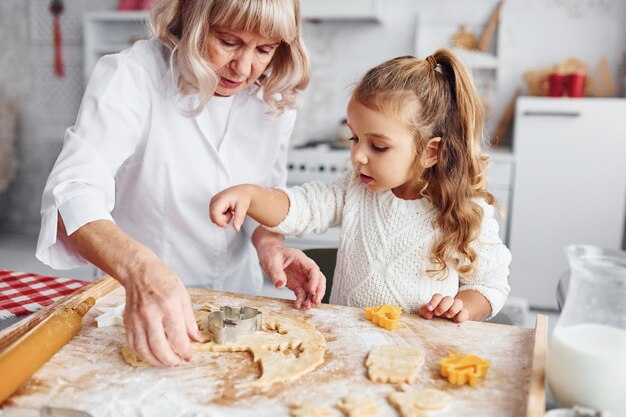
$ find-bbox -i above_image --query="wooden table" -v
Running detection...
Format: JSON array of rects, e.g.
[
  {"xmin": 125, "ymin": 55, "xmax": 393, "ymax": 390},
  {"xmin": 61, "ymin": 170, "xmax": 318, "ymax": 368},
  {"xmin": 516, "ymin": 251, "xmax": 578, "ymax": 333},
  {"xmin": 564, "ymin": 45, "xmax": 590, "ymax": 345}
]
[{"xmin": 1, "ymin": 282, "xmax": 546, "ymax": 417}]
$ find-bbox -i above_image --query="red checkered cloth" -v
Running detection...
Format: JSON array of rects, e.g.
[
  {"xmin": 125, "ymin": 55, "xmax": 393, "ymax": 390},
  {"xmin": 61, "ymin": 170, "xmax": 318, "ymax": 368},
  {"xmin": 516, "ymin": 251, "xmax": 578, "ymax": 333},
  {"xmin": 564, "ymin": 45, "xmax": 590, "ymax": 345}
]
[{"xmin": 0, "ymin": 269, "xmax": 89, "ymax": 318}]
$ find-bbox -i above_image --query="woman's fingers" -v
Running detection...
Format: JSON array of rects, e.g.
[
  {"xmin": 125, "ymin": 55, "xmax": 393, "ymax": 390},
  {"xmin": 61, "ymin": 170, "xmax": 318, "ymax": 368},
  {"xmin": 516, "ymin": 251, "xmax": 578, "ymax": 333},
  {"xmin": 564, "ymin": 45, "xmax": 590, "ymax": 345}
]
[
  {"xmin": 290, "ymin": 248, "xmax": 324, "ymax": 306},
  {"xmin": 122, "ymin": 264, "xmax": 198, "ymax": 367},
  {"xmin": 298, "ymin": 254, "xmax": 321, "ymax": 305},
  {"xmin": 145, "ymin": 317, "xmax": 183, "ymax": 367},
  {"xmin": 314, "ymin": 272, "xmax": 326, "ymax": 305},
  {"xmin": 163, "ymin": 308, "xmax": 193, "ymax": 362},
  {"xmin": 129, "ymin": 317, "xmax": 165, "ymax": 367},
  {"xmin": 265, "ymin": 252, "xmax": 287, "ymax": 288},
  {"xmin": 183, "ymin": 299, "xmax": 202, "ymax": 342},
  {"xmin": 293, "ymin": 286, "xmax": 306, "ymax": 309},
  {"xmin": 257, "ymin": 244, "xmax": 325, "ymax": 308}
]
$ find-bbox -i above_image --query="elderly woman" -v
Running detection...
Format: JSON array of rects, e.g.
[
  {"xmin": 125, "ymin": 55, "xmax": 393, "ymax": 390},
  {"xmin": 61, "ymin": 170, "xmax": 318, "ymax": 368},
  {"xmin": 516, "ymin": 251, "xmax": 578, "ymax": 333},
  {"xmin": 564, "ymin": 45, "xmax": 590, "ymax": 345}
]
[{"xmin": 36, "ymin": 0, "xmax": 323, "ymax": 367}]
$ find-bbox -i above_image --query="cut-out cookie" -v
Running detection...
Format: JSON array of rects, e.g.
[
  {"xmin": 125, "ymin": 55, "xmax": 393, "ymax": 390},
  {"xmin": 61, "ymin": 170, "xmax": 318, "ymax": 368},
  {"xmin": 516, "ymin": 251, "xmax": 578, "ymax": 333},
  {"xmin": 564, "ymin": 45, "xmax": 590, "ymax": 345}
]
[
  {"xmin": 388, "ymin": 385, "xmax": 452, "ymax": 417},
  {"xmin": 365, "ymin": 345, "xmax": 424, "ymax": 383},
  {"xmin": 335, "ymin": 394, "xmax": 380, "ymax": 417},
  {"xmin": 122, "ymin": 305, "xmax": 325, "ymax": 389},
  {"xmin": 291, "ymin": 403, "xmax": 335, "ymax": 417},
  {"xmin": 440, "ymin": 353, "xmax": 490, "ymax": 386},
  {"xmin": 363, "ymin": 305, "xmax": 403, "ymax": 330}
]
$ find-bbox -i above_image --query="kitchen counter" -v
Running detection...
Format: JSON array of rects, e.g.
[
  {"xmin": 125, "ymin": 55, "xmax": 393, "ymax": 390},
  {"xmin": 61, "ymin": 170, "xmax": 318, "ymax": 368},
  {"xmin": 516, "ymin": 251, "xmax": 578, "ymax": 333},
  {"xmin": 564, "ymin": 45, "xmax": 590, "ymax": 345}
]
[{"xmin": 1, "ymin": 281, "xmax": 547, "ymax": 417}]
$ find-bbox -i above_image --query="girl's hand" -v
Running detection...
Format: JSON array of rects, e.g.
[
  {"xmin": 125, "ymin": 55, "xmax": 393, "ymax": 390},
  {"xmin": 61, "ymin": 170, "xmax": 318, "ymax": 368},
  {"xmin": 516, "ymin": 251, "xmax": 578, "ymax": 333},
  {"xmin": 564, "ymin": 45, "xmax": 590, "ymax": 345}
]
[
  {"xmin": 209, "ymin": 185, "xmax": 253, "ymax": 231},
  {"xmin": 418, "ymin": 293, "xmax": 470, "ymax": 323}
]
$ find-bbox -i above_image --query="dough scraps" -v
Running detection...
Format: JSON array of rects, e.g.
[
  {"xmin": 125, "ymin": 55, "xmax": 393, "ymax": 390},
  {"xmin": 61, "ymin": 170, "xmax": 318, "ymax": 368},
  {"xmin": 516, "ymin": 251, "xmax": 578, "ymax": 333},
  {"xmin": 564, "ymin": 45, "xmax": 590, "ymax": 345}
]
[
  {"xmin": 365, "ymin": 345, "xmax": 424, "ymax": 383},
  {"xmin": 388, "ymin": 385, "xmax": 452, "ymax": 417},
  {"xmin": 290, "ymin": 403, "xmax": 335, "ymax": 417},
  {"xmin": 335, "ymin": 394, "xmax": 380, "ymax": 417},
  {"xmin": 121, "ymin": 304, "xmax": 325, "ymax": 388}
]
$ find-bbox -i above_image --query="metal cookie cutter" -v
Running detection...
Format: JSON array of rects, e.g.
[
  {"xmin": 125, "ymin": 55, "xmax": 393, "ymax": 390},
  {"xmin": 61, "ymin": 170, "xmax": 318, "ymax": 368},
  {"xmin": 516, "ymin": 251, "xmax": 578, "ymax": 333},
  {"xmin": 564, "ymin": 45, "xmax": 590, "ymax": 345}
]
[{"xmin": 208, "ymin": 306, "xmax": 262, "ymax": 344}]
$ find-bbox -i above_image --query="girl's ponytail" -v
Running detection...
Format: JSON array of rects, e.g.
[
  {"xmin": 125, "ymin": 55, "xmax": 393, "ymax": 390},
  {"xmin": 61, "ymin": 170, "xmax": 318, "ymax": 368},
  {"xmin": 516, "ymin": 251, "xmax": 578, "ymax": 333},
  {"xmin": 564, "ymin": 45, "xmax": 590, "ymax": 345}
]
[
  {"xmin": 424, "ymin": 50, "xmax": 494, "ymax": 278},
  {"xmin": 429, "ymin": 50, "xmax": 484, "ymax": 156},
  {"xmin": 427, "ymin": 49, "xmax": 491, "ymax": 197}
]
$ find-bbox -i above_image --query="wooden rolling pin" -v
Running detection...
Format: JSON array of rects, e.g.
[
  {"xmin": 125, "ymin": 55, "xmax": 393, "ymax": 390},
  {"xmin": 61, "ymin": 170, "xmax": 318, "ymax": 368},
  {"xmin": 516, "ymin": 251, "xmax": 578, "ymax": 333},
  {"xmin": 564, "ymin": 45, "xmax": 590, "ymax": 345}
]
[
  {"xmin": 0, "ymin": 276, "xmax": 120, "ymax": 352},
  {"xmin": 0, "ymin": 297, "xmax": 96, "ymax": 404}
]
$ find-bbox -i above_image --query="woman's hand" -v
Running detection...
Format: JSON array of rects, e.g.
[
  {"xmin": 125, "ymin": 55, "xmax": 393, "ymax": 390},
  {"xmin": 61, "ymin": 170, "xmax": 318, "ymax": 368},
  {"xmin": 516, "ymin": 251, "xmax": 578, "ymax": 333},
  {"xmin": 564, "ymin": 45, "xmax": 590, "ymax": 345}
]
[
  {"xmin": 418, "ymin": 293, "xmax": 469, "ymax": 323},
  {"xmin": 122, "ymin": 256, "xmax": 202, "ymax": 367},
  {"xmin": 209, "ymin": 185, "xmax": 254, "ymax": 232},
  {"xmin": 61, "ymin": 218, "xmax": 203, "ymax": 367},
  {"xmin": 253, "ymin": 227, "xmax": 326, "ymax": 309}
]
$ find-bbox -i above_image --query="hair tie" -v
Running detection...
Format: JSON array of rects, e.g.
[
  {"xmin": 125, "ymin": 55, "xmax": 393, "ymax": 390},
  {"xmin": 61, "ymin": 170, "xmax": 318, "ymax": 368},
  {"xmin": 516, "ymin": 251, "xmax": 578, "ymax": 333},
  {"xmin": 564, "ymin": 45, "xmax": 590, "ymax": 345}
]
[{"xmin": 426, "ymin": 55, "xmax": 437, "ymax": 71}]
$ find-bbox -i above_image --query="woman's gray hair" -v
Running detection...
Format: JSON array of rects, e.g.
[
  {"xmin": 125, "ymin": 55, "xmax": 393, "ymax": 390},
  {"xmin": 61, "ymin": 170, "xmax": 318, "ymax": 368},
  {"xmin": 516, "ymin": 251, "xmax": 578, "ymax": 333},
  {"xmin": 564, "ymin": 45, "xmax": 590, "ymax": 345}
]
[{"xmin": 149, "ymin": 0, "xmax": 310, "ymax": 115}]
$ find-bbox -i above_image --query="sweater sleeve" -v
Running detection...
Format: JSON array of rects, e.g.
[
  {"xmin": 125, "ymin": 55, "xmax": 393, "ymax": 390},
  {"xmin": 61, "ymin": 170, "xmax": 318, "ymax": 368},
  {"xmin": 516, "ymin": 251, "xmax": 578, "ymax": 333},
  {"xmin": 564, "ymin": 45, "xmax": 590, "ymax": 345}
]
[
  {"xmin": 265, "ymin": 170, "xmax": 352, "ymax": 237},
  {"xmin": 241, "ymin": 109, "xmax": 296, "ymax": 240},
  {"xmin": 458, "ymin": 200, "xmax": 512, "ymax": 319}
]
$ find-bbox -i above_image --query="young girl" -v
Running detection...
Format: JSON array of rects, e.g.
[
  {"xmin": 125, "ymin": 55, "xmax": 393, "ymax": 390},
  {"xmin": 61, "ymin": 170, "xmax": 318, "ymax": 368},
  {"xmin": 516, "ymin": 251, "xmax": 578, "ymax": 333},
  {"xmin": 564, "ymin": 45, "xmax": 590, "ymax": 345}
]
[{"xmin": 210, "ymin": 50, "xmax": 511, "ymax": 323}]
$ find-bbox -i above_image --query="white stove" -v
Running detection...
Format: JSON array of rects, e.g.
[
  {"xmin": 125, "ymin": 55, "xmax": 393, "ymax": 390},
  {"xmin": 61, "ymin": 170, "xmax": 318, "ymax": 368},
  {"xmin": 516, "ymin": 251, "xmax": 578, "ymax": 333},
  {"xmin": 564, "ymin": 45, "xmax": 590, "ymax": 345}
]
[{"xmin": 286, "ymin": 146, "xmax": 351, "ymax": 186}]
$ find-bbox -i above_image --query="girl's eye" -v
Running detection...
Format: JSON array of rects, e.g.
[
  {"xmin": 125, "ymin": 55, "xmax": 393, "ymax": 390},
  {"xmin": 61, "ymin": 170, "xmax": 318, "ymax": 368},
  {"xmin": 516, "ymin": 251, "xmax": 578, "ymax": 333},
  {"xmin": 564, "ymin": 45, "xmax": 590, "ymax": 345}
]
[
  {"xmin": 372, "ymin": 144, "xmax": 388, "ymax": 152},
  {"xmin": 348, "ymin": 136, "xmax": 359, "ymax": 143}
]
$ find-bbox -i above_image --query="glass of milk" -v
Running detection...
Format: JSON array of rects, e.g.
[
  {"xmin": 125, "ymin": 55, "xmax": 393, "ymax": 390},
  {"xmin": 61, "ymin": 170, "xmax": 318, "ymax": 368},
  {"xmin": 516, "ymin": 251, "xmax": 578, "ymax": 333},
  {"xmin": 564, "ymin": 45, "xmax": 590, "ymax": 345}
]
[{"xmin": 546, "ymin": 245, "xmax": 626, "ymax": 416}]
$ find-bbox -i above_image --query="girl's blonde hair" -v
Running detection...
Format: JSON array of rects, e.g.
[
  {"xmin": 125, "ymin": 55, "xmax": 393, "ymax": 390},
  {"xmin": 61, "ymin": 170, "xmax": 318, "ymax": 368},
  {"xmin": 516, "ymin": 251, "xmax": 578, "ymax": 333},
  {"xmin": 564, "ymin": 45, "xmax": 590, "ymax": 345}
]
[
  {"xmin": 352, "ymin": 49, "xmax": 495, "ymax": 279},
  {"xmin": 149, "ymin": 0, "xmax": 310, "ymax": 115}
]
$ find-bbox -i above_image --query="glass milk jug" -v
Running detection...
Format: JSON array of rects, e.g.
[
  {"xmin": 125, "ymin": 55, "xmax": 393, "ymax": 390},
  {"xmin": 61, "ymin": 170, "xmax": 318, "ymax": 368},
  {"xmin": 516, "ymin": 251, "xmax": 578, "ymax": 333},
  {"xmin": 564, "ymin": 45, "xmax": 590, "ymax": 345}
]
[{"xmin": 546, "ymin": 245, "xmax": 626, "ymax": 416}]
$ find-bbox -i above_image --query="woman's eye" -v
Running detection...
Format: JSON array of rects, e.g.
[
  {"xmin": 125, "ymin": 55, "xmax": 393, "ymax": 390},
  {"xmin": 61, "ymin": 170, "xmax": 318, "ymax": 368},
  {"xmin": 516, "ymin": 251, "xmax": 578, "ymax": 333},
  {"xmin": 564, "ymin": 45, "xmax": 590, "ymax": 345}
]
[
  {"xmin": 257, "ymin": 48, "xmax": 273, "ymax": 55},
  {"xmin": 221, "ymin": 39, "xmax": 238, "ymax": 47}
]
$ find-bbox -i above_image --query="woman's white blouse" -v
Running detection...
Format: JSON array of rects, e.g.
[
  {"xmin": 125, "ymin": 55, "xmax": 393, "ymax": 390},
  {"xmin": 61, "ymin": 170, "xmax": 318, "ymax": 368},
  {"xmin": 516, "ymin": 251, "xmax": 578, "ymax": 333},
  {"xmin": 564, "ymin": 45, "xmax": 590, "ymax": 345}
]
[{"xmin": 36, "ymin": 39, "xmax": 296, "ymax": 292}]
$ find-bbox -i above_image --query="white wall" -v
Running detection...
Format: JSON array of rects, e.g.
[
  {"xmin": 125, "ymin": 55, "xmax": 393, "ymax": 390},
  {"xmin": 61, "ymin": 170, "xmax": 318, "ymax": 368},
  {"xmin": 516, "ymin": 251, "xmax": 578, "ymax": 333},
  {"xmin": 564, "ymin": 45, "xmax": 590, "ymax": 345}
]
[
  {"xmin": 293, "ymin": 0, "xmax": 626, "ymax": 145},
  {"xmin": 0, "ymin": 0, "xmax": 624, "ymax": 232}
]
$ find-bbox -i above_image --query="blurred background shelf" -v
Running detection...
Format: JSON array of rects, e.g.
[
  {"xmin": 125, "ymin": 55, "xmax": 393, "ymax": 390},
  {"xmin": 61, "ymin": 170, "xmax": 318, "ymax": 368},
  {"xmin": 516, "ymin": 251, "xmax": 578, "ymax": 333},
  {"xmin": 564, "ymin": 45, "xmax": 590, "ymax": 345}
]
[{"xmin": 83, "ymin": 11, "xmax": 149, "ymax": 81}]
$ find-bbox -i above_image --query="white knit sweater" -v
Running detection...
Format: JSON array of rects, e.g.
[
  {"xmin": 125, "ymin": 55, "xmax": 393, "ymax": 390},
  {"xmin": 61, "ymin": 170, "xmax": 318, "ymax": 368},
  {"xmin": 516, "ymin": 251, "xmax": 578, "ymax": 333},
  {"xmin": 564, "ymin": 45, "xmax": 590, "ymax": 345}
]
[{"xmin": 267, "ymin": 171, "xmax": 511, "ymax": 319}]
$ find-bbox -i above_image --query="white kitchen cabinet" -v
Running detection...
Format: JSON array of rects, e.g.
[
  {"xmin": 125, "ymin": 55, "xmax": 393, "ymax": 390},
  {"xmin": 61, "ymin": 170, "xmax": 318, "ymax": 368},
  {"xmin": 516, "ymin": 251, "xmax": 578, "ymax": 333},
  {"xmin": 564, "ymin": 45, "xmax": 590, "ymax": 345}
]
[
  {"xmin": 486, "ymin": 148, "xmax": 514, "ymax": 244},
  {"xmin": 508, "ymin": 97, "xmax": 626, "ymax": 309},
  {"xmin": 300, "ymin": 0, "xmax": 380, "ymax": 22},
  {"xmin": 83, "ymin": 11, "xmax": 150, "ymax": 81}
]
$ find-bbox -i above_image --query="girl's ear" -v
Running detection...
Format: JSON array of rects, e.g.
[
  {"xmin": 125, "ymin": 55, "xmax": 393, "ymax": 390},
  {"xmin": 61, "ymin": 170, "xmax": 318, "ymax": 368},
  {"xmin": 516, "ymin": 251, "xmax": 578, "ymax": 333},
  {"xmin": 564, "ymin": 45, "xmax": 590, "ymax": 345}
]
[{"xmin": 422, "ymin": 137, "xmax": 442, "ymax": 167}]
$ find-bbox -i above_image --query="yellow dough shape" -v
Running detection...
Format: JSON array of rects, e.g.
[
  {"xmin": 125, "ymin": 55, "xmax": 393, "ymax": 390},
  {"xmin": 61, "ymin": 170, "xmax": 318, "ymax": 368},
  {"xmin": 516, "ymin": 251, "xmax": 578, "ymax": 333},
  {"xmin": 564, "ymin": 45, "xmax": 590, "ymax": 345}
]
[
  {"xmin": 365, "ymin": 345, "xmax": 424, "ymax": 384},
  {"xmin": 388, "ymin": 384, "xmax": 452, "ymax": 417},
  {"xmin": 439, "ymin": 353, "xmax": 490, "ymax": 386},
  {"xmin": 291, "ymin": 403, "xmax": 335, "ymax": 417},
  {"xmin": 363, "ymin": 305, "xmax": 403, "ymax": 330},
  {"xmin": 121, "ymin": 304, "xmax": 326, "ymax": 389},
  {"xmin": 336, "ymin": 394, "xmax": 380, "ymax": 417}
]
